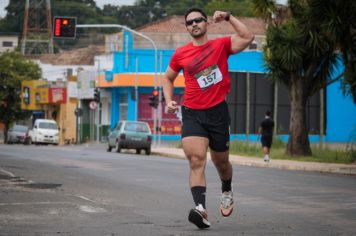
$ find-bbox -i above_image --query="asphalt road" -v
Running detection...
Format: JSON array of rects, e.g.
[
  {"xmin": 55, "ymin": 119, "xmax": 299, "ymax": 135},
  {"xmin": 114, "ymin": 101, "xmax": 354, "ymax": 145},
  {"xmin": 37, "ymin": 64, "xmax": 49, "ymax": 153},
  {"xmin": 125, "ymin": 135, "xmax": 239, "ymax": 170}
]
[{"xmin": 0, "ymin": 144, "xmax": 355, "ymax": 236}]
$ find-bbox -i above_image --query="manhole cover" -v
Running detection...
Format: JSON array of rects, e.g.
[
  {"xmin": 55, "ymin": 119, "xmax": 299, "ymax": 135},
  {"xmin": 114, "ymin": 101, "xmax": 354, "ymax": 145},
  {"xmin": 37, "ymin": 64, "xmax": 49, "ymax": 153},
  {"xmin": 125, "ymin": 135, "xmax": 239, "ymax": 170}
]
[{"xmin": 19, "ymin": 183, "xmax": 62, "ymax": 189}]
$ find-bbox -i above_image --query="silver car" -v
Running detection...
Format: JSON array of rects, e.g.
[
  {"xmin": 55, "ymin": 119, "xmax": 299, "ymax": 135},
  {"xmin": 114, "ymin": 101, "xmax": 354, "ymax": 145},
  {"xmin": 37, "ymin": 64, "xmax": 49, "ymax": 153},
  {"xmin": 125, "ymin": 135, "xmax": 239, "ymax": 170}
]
[
  {"xmin": 107, "ymin": 121, "xmax": 152, "ymax": 155},
  {"xmin": 7, "ymin": 125, "xmax": 29, "ymax": 144}
]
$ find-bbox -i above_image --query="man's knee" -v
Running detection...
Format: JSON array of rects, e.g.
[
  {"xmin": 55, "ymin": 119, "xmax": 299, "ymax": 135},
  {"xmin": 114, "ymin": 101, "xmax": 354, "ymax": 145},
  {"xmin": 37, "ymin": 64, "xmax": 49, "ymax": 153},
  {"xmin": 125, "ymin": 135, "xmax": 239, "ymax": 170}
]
[
  {"xmin": 211, "ymin": 150, "xmax": 229, "ymax": 162},
  {"xmin": 188, "ymin": 154, "xmax": 206, "ymax": 170}
]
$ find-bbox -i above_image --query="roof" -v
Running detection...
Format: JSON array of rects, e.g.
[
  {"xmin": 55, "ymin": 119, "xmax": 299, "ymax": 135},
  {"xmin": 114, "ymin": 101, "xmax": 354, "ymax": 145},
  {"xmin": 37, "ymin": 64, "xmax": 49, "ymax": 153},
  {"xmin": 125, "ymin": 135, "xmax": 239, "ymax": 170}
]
[
  {"xmin": 136, "ymin": 15, "xmax": 266, "ymax": 35},
  {"xmin": 35, "ymin": 45, "xmax": 105, "ymax": 65}
]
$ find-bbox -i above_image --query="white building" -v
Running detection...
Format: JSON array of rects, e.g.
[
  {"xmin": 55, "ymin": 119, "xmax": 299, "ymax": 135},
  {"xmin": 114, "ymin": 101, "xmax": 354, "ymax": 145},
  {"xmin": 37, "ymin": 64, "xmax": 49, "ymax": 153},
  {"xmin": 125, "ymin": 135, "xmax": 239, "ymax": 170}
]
[{"xmin": 0, "ymin": 34, "xmax": 18, "ymax": 53}]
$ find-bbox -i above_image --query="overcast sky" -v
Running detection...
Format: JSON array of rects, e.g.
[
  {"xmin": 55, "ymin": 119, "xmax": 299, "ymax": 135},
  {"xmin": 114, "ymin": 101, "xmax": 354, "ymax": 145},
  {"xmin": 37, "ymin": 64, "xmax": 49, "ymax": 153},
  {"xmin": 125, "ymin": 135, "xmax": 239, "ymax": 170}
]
[{"xmin": 0, "ymin": 0, "xmax": 136, "ymax": 18}]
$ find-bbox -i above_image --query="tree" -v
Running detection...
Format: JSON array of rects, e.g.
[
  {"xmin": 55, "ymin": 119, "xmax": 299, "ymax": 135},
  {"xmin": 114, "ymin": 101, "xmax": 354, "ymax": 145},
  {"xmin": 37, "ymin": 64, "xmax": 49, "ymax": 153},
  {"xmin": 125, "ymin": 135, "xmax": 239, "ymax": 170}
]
[
  {"xmin": 252, "ymin": 0, "xmax": 340, "ymax": 156},
  {"xmin": 0, "ymin": 0, "xmax": 256, "ymax": 35},
  {"xmin": 0, "ymin": 51, "xmax": 42, "ymax": 143},
  {"xmin": 0, "ymin": 0, "xmax": 101, "ymax": 32},
  {"xmin": 308, "ymin": 0, "xmax": 356, "ymax": 104},
  {"xmin": 162, "ymin": 0, "xmax": 210, "ymax": 16},
  {"xmin": 205, "ymin": 0, "xmax": 254, "ymax": 16}
]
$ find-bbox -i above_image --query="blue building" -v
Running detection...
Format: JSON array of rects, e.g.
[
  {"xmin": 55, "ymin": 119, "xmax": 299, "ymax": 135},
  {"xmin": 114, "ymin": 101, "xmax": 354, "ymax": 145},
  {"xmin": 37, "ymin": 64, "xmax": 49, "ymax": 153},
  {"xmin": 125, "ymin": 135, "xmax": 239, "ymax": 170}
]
[{"xmin": 97, "ymin": 21, "xmax": 356, "ymax": 144}]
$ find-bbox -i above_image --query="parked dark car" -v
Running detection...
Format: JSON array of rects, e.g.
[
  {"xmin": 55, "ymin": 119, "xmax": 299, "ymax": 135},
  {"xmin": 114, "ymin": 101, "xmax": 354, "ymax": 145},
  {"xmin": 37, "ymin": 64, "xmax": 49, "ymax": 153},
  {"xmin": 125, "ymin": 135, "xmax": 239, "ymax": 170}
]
[
  {"xmin": 7, "ymin": 125, "xmax": 29, "ymax": 144},
  {"xmin": 107, "ymin": 121, "xmax": 152, "ymax": 155}
]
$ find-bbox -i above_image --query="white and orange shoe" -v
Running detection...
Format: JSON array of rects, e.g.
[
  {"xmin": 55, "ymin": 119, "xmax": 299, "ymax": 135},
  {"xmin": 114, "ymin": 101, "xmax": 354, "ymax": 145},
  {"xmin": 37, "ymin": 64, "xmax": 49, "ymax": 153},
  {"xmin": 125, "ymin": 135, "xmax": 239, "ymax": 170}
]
[{"xmin": 220, "ymin": 191, "xmax": 234, "ymax": 217}]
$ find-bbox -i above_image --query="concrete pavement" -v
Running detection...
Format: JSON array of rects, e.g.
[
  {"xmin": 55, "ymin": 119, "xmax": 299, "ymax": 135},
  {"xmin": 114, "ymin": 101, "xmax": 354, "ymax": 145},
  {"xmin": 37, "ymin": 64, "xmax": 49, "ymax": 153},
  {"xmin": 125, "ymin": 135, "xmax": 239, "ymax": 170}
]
[{"xmin": 152, "ymin": 147, "xmax": 356, "ymax": 175}]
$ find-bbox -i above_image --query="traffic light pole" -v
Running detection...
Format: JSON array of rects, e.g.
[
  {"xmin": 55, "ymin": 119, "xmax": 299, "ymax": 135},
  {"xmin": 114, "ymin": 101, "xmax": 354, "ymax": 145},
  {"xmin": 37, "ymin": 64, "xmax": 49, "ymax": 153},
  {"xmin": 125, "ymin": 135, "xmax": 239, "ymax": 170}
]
[{"xmin": 76, "ymin": 24, "xmax": 159, "ymax": 146}]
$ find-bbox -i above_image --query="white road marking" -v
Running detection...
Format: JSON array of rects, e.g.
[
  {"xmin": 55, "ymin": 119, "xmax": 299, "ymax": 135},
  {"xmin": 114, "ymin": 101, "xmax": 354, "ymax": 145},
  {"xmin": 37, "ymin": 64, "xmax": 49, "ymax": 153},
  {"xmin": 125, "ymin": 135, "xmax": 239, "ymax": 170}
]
[
  {"xmin": 79, "ymin": 205, "xmax": 106, "ymax": 213},
  {"xmin": 72, "ymin": 195, "xmax": 97, "ymax": 203},
  {"xmin": 0, "ymin": 168, "xmax": 15, "ymax": 177}
]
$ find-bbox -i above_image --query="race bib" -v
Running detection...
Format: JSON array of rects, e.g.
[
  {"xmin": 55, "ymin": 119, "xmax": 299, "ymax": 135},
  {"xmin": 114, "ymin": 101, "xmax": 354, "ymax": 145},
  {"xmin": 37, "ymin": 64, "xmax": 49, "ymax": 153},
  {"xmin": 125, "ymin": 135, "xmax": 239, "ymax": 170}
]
[{"xmin": 195, "ymin": 64, "xmax": 223, "ymax": 90}]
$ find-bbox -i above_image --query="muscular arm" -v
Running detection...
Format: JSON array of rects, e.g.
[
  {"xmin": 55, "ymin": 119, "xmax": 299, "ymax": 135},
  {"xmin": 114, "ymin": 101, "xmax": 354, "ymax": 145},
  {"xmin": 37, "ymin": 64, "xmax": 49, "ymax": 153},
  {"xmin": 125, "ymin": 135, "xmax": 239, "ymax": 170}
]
[
  {"xmin": 162, "ymin": 66, "xmax": 179, "ymax": 113},
  {"xmin": 213, "ymin": 11, "xmax": 255, "ymax": 54},
  {"xmin": 229, "ymin": 15, "xmax": 255, "ymax": 53}
]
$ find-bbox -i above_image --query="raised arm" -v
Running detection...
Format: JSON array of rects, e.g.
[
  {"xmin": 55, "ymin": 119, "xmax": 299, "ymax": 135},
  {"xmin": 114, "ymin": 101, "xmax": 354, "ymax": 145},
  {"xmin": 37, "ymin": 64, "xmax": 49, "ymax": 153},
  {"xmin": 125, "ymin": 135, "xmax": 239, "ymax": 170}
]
[{"xmin": 213, "ymin": 11, "xmax": 255, "ymax": 54}]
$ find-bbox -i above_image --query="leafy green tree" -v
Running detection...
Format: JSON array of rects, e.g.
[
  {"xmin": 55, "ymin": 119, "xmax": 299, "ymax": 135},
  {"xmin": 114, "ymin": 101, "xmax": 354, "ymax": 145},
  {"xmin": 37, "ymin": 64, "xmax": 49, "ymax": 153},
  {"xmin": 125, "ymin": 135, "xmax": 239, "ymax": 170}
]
[
  {"xmin": 252, "ymin": 0, "xmax": 340, "ymax": 156},
  {"xmin": 0, "ymin": 0, "xmax": 25, "ymax": 33},
  {"xmin": 0, "ymin": 0, "xmax": 256, "ymax": 34},
  {"xmin": 308, "ymin": 0, "xmax": 356, "ymax": 104},
  {"xmin": 205, "ymin": 0, "xmax": 254, "ymax": 16},
  {"xmin": 0, "ymin": 51, "xmax": 42, "ymax": 143},
  {"xmin": 0, "ymin": 0, "xmax": 101, "ymax": 32},
  {"xmin": 162, "ymin": 0, "xmax": 210, "ymax": 16}
]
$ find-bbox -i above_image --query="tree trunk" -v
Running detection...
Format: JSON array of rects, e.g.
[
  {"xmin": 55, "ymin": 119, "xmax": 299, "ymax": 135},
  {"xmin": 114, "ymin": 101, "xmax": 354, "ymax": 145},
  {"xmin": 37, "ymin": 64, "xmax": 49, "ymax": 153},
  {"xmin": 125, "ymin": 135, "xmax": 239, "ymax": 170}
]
[
  {"xmin": 287, "ymin": 77, "xmax": 312, "ymax": 156},
  {"xmin": 4, "ymin": 122, "xmax": 9, "ymax": 144}
]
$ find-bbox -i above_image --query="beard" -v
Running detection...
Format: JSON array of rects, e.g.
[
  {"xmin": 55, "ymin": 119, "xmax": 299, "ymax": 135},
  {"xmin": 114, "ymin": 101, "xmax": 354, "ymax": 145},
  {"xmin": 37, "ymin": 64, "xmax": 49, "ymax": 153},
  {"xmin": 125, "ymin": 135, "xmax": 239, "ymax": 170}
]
[{"xmin": 190, "ymin": 27, "xmax": 206, "ymax": 39}]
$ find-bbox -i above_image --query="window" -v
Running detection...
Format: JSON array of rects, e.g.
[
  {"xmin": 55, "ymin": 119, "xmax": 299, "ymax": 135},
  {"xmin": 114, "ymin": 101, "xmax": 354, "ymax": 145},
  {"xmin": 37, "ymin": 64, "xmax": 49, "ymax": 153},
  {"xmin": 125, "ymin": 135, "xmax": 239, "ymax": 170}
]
[
  {"xmin": 124, "ymin": 122, "xmax": 149, "ymax": 133},
  {"xmin": 249, "ymin": 42, "xmax": 257, "ymax": 50},
  {"xmin": 115, "ymin": 122, "xmax": 122, "ymax": 131},
  {"xmin": 39, "ymin": 122, "xmax": 58, "ymax": 130},
  {"xmin": 2, "ymin": 41, "xmax": 13, "ymax": 47},
  {"xmin": 119, "ymin": 93, "xmax": 128, "ymax": 121}
]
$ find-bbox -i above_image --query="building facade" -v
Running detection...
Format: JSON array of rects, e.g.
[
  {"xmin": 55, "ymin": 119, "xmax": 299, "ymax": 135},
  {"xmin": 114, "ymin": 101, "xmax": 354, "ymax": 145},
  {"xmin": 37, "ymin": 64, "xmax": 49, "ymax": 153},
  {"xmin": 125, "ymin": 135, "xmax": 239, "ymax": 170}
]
[
  {"xmin": 97, "ymin": 29, "xmax": 356, "ymax": 143},
  {"xmin": 0, "ymin": 34, "xmax": 18, "ymax": 53}
]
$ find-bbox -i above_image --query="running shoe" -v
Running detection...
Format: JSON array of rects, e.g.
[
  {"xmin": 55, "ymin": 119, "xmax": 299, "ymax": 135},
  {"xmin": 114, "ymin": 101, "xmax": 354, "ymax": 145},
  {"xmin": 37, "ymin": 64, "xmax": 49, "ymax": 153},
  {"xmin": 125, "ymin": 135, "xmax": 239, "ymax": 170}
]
[
  {"xmin": 264, "ymin": 155, "xmax": 270, "ymax": 162},
  {"xmin": 220, "ymin": 191, "xmax": 234, "ymax": 217},
  {"xmin": 188, "ymin": 204, "xmax": 210, "ymax": 229}
]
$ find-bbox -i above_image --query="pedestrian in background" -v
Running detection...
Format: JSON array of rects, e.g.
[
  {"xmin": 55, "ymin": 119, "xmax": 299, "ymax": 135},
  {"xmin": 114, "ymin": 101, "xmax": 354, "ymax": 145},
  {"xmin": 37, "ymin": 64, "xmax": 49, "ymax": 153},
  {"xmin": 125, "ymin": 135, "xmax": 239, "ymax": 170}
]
[
  {"xmin": 162, "ymin": 7, "xmax": 254, "ymax": 229},
  {"xmin": 259, "ymin": 110, "xmax": 275, "ymax": 162}
]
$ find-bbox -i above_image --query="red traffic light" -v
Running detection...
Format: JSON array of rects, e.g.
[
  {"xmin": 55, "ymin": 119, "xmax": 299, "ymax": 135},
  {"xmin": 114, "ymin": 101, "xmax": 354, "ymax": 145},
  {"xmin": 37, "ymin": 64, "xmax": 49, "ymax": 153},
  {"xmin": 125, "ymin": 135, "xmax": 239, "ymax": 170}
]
[
  {"xmin": 152, "ymin": 89, "xmax": 158, "ymax": 97},
  {"xmin": 53, "ymin": 16, "xmax": 76, "ymax": 38}
]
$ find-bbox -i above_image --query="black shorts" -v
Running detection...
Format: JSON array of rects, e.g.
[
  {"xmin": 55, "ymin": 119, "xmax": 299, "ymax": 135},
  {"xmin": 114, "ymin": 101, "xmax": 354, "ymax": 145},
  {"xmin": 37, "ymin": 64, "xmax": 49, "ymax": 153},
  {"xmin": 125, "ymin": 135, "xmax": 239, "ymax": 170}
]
[
  {"xmin": 261, "ymin": 135, "xmax": 273, "ymax": 148},
  {"xmin": 181, "ymin": 101, "xmax": 230, "ymax": 152}
]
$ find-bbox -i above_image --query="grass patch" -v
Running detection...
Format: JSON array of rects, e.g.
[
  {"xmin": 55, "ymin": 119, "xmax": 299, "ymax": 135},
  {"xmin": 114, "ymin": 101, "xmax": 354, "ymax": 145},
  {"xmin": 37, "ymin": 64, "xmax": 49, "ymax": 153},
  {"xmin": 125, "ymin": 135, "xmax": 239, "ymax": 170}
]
[
  {"xmin": 229, "ymin": 138, "xmax": 356, "ymax": 164},
  {"xmin": 173, "ymin": 138, "xmax": 355, "ymax": 164}
]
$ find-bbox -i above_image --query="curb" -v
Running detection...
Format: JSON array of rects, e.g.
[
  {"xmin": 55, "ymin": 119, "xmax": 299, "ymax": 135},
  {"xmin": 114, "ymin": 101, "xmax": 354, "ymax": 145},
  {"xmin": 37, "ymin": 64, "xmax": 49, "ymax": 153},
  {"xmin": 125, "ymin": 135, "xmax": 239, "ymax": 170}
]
[
  {"xmin": 152, "ymin": 150, "xmax": 356, "ymax": 176},
  {"xmin": 152, "ymin": 151, "xmax": 185, "ymax": 160},
  {"xmin": 229, "ymin": 159, "xmax": 356, "ymax": 175}
]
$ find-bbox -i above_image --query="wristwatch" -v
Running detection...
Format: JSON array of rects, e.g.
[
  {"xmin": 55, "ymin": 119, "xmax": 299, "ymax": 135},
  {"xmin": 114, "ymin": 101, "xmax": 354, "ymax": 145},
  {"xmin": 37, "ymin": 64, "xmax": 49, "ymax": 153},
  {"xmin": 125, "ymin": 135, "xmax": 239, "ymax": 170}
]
[{"xmin": 225, "ymin": 12, "xmax": 231, "ymax": 21}]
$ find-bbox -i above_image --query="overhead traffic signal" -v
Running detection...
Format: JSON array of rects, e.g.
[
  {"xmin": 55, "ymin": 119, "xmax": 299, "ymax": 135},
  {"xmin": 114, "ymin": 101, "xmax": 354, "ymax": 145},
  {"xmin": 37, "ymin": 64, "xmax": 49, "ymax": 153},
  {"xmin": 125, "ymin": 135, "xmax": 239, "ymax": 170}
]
[
  {"xmin": 53, "ymin": 16, "xmax": 76, "ymax": 38},
  {"xmin": 94, "ymin": 88, "xmax": 100, "ymax": 102},
  {"xmin": 149, "ymin": 89, "xmax": 159, "ymax": 108}
]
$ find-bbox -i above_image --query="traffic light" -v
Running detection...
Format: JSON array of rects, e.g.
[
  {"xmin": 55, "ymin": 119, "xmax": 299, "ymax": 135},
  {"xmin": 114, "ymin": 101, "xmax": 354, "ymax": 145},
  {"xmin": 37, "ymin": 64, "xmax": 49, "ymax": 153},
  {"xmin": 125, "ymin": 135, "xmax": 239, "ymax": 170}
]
[
  {"xmin": 94, "ymin": 88, "xmax": 100, "ymax": 102},
  {"xmin": 53, "ymin": 17, "xmax": 76, "ymax": 38},
  {"xmin": 149, "ymin": 89, "xmax": 159, "ymax": 108}
]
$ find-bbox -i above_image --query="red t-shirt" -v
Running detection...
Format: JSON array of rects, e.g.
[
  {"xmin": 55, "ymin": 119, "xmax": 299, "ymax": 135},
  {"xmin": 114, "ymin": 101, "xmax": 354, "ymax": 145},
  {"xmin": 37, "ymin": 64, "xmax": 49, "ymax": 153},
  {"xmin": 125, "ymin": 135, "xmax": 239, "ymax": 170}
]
[{"xmin": 169, "ymin": 36, "xmax": 233, "ymax": 109}]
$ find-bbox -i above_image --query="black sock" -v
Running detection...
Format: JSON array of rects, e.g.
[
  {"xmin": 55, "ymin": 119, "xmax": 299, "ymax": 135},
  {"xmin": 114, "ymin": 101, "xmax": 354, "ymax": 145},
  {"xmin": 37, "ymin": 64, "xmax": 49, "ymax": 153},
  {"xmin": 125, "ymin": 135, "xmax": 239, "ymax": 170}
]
[
  {"xmin": 191, "ymin": 186, "xmax": 206, "ymax": 209},
  {"xmin": 221, "ymin": 178, "xmax": 232, "ymax": 192}
]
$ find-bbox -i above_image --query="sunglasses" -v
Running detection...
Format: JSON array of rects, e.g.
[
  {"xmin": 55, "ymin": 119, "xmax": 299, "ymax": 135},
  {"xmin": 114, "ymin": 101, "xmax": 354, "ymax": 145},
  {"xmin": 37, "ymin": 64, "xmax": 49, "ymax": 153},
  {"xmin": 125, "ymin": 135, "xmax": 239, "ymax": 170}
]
[{"xmin": 185, "ymin": 17, "xmax": 207, "ymax": 26}]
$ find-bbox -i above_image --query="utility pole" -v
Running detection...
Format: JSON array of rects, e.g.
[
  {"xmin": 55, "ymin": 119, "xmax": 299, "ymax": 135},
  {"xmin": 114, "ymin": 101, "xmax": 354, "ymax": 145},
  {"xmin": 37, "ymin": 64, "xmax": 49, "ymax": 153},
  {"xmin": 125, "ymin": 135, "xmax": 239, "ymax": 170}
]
[
  {"xmin": 22, "ymin": 0, "xmax": 54, "ymax": 55},
  {"xmin": 158, "ymin": 51, "xmax": 163, "ymax": 146},
  {"xmin": 246, "ymin": 73, "xmax": 250, "ymax": 141},
  {"xmin": 95, "ymin": 59, "xmax": 101, "ymax": 143}
]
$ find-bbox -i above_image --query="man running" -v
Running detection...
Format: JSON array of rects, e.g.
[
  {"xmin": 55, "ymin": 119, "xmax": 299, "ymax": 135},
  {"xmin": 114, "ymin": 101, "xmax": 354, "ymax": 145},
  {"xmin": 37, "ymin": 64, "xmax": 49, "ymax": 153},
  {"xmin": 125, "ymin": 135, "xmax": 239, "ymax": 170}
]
[
  {"xmin": 259, "ymin": 110, "xmax": 275, "ymax": 162},
  {"xmin": 162, "ymin": 8, "xmax": 254, "ymax": 229}
]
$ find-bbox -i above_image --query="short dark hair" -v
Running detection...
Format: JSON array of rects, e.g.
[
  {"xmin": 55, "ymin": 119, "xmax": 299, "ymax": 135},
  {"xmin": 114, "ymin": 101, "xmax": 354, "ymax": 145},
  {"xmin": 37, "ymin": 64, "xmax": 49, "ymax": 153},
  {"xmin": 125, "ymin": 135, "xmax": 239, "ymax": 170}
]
[
  {"xmin": 265, "ymin": 110, "xmax": 272, "ymax": 117},
  {"xmin": 184, "ymin": 8, "xmax": 207, "ymax": 21}
]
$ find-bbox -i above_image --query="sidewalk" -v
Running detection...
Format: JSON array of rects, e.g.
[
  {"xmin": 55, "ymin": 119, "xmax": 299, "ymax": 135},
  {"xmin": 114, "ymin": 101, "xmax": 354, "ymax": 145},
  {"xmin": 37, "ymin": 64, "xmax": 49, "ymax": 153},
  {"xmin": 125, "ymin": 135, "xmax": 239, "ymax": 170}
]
[{"xmin": 152, "ymin": 147, "xmax": 356, "ymax": 175}]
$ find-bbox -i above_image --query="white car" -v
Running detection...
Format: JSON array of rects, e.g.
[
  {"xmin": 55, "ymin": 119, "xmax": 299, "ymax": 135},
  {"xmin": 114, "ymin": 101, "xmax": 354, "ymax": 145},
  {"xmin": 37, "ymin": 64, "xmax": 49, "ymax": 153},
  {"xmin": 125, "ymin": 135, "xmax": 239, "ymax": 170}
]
[{"xmin": 28, "ymin": 119, "xmax": 59, "ymax": 145}]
